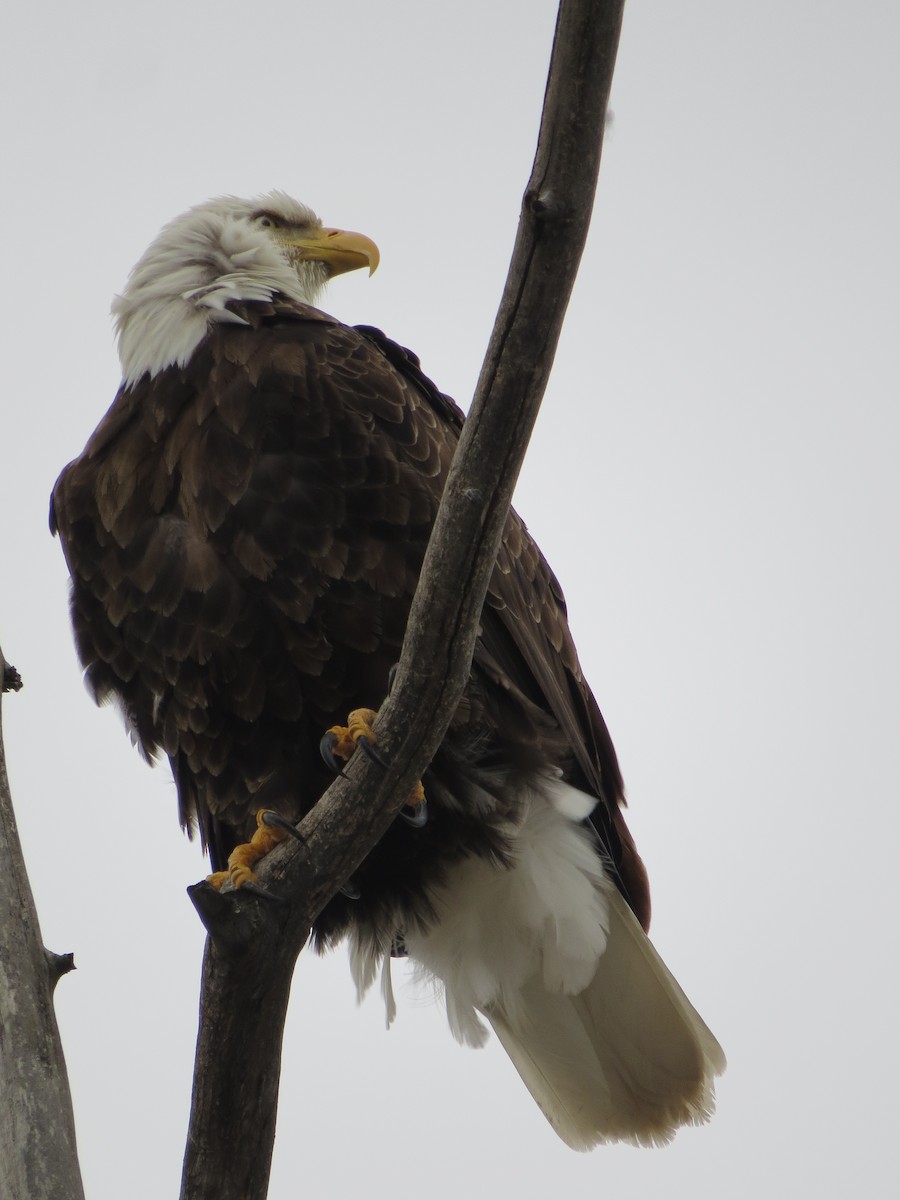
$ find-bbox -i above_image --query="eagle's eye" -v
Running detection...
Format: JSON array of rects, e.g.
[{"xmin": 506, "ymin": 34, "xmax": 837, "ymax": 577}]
[{"xmin": 254, "ymin": 213, "xmax": 279, "ymax": 230}]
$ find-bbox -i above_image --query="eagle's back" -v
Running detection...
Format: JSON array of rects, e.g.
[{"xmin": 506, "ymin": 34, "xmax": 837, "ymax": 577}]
[{"xmin": 52, "ymin": 298, "xmax": 648, "ymax": 939}]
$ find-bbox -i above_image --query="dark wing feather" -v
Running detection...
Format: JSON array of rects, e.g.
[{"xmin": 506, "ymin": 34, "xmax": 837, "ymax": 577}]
[
  {"xmin": 356, "ymin": 326, "xmax": 649, "ymax": 925},
  {"xmin": 53, "ymin": 303, "xmax": 453, "ymax": 838}
]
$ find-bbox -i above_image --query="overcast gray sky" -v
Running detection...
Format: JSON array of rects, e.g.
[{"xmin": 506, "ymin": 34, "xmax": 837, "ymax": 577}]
[{"xmin": 2, "ymin": 2, "xmax": 897, "ymax": 1197}]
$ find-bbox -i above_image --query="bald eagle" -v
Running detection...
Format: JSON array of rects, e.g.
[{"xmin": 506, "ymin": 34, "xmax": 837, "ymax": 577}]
[{"xmin": 51, "ymin": 192, "xmax": 723, "ymax": 1148}]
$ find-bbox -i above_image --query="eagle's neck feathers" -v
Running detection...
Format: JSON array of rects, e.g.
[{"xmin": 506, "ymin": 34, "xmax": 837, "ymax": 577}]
[{"xmin": 112, "ymin": 202, "xmax": 325, "ymax": 388}]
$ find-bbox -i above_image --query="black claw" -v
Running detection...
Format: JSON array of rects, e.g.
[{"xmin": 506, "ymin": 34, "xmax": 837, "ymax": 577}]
[
  {"xmin": 340, "ymin": 876, "xmax": 362, "ymax": 900},
  {"xmin": 357, "ymin": 734, "xmax": 388, "ymax": 769},
  {"xmin": 400, "ymin": 800, "xmax": 428, "ymax": 829},
  {"xmin": 319, "ymin": 731, "xmax": 347, "ymax": 774},
  {"xmin": 260, "ymin": 811, "xmax": 305, "ymax": 842}
]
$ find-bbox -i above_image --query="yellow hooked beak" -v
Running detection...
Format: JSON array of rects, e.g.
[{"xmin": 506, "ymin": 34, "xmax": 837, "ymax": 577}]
[{"xmin": 284, "ymin": 226, "xmax": 380, "ymax": 278}]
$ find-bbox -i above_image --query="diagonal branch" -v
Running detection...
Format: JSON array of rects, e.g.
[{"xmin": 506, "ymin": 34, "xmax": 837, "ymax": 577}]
[{"xmin": 180, "ymin": 3, "xmax": 625, "ymax": 1198}]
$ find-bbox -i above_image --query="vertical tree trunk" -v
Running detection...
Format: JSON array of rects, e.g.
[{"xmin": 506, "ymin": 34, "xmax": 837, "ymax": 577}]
[{"xmin": 0, "ymin": 651, "xmax": 85, "ymax": 1200}]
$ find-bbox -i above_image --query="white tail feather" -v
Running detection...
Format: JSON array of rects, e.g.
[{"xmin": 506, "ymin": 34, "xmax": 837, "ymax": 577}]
[
  {"xmin": 485, "ymin": 886, "xmax": 725, "ymax": 1148},
  {"xmin": 353, "ymin": 776, "xmax": 725, "ymax": 1148}
]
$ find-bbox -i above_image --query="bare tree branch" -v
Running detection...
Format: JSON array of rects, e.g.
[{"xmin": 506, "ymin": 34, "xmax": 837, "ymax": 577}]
[
  {"xmin": 0, "ymin": 650, "xmax": 85, "ymax": 1200},
  {"xmin": 180, "ymin": 3, "xmax": 625, "ymax": 1197}
]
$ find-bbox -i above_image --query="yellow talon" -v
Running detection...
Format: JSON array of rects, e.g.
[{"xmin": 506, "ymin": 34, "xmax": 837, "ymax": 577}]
[
  {"xmin": 325, "ymin": 707, "xmax": 427, "ymax": 813},
  {"xmin": 324, "ymin": 707, "xmax": 380, "ymax": 761},
  {"xmin": 206, "ymin": 809, "xmax": 289, "ymax": 890}
]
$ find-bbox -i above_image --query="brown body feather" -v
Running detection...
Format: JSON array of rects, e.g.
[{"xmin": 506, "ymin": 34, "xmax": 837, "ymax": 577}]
[{"xmin": 52, "ymin": 298, "xmax": 649, "ymax": 943}]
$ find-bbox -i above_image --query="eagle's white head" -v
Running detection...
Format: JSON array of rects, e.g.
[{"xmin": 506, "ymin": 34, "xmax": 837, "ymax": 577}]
[{"xmin": 112, "ymin": 191, "xmax": 379, "ymax": 388}]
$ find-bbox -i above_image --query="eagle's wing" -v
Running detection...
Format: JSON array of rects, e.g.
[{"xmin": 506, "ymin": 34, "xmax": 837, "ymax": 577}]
[
  {"xmin": 52, "ymin": 301, "xmax": 455, "ymax": 851},
  {"xmin": 356, "ymin": 326, "xmax": 649, "ymax": 924},
  {"xmin": 52, "ymin": 301, "xmax": 646, "ymax": 921}
]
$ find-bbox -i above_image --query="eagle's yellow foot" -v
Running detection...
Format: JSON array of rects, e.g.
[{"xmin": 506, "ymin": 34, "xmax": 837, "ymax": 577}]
[
  {"xmin": 321, "ymin": 707, "xmax": 384, "ymax": 767},
  {"xmin": 320, "ymin": 707, "xmax": 428, "ymax": 825},
  {"xmin": 207, "ymin": 809, "xmax": 297, "ymax": 890}
]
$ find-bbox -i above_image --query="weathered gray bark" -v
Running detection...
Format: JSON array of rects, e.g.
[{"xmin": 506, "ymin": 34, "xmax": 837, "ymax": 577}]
[
  {"xmin": 180, "ymin": 3, "xmax": 626, "ymax": 1199},
  {"xmin": 0, "ymin": 651, "xmax": 85, "ymax": 1200}
]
